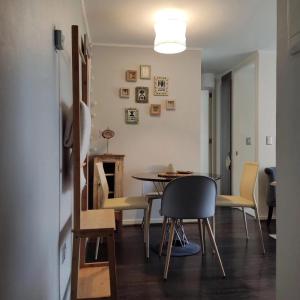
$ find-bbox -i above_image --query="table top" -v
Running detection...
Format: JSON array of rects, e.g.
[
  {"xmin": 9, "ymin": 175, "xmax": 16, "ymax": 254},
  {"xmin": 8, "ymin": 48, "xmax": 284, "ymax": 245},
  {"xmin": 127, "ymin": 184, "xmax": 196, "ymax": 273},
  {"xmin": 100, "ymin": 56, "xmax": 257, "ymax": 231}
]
[{"xmin": 132, "ymin": 172, "xmax": 221, "ymax": 182}]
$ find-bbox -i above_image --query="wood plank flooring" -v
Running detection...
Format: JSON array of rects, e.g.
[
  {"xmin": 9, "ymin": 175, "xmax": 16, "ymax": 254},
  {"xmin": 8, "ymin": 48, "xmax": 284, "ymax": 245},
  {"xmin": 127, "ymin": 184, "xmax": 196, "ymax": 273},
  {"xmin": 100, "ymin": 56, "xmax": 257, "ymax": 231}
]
[{"xmin": 87, "ymin": 208, "xmax": 276, "ymax": 300}]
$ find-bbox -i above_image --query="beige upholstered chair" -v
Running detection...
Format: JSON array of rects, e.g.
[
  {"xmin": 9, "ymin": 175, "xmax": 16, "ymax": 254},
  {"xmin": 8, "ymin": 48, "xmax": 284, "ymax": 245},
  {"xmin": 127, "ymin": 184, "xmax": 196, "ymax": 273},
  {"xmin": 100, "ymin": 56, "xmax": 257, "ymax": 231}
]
[
  {"xmin": 95, "ymin": 162, "xmax": 151, "ymax": 258},
  {"xmin": 216, "ymin": 161, "xmax": 265, "ymax": 253}
]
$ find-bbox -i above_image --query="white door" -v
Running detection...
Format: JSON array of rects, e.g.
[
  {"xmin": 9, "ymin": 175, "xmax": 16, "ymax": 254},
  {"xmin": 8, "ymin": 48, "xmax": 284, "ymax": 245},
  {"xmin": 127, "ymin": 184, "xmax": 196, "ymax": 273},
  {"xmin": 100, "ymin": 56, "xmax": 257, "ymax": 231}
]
[
  {"xmin": 232, "ymin": 63, "xmax": 257, "ymax": 195},
  {"xmin": 200, "ymin": 90, "xmax": 210, "ymax": 173}
]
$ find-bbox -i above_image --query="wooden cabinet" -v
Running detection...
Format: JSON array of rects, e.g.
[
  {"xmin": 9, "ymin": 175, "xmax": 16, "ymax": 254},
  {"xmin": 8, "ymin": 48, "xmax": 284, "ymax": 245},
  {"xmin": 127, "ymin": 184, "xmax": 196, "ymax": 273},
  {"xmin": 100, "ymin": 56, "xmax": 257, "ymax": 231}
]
[{"xmin": 91, "ymin": 154, "xmax": 125, "ymax": 226}]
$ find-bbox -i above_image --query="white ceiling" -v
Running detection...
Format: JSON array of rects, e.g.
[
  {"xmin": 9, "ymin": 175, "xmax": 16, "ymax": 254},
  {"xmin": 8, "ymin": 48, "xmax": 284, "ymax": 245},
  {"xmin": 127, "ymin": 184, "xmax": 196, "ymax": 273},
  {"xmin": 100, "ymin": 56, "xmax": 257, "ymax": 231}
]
[{"xmin": 84, "ymin": 0, "xmax": 276, "ymax": 74}]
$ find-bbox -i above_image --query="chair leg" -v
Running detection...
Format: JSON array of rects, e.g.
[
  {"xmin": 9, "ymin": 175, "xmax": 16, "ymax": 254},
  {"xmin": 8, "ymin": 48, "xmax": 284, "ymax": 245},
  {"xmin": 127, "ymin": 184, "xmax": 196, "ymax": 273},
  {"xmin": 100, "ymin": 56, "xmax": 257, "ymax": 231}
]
[
  {"xmin": 204, "ymin": 218, "xmax": 226, "ymax": 278},
  {"xmin": 143, "ymin": 208, "xmax": 150, "ymax": 259},
  {"xmin": 267, "ymin": 206, "xmax": 273, "ymax": 227},
  {"xmin": 242, "ymin": 208, "xmax": 249, "ymax": 239},
  {"xmin": 212, "ymin": 216, "xmax": 216, "ymax": 236},
  {"xmin": 159, "ymin": 217, "xmax": 168, "ymax": 256},
  {"xmin": 95, "ymin": 237, "xmax": 100, "ymax": 260},
  {"xmin": 163, "ymin": 219, "xmax": 175, "ymax": 280},
  {"xmin": 254, "ymin": 208, "xmax": 266, "ymax": 254},
  {"xmin": 198, "ymin": 219, "xmax": 205, "ymax": 256}
]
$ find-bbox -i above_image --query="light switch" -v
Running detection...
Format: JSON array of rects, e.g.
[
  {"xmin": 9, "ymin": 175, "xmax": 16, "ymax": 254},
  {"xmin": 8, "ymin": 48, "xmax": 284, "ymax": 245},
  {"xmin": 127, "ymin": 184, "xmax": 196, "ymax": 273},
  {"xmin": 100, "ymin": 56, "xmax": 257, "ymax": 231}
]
[
  {"xmin": 266, "ymin": 136, "xmax": 273, "ymax": 145},
  {"xmin": 246, "ymin": 137, "xmax": 251, "ymax": 145}
]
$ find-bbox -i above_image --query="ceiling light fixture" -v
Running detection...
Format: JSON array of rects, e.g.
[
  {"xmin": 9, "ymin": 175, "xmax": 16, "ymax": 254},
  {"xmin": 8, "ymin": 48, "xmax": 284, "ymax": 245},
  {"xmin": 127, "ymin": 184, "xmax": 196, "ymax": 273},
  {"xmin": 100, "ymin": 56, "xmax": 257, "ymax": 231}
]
[{"xmin": 154, "ymin": 10, "xmax": 187, "ymax": 54}]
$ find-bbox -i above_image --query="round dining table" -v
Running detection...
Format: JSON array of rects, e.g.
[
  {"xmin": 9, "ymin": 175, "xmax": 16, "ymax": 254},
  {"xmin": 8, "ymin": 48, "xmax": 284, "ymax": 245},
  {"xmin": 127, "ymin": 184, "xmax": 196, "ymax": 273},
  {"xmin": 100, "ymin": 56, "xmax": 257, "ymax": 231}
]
[{"xmin": 132, "ymin": 172, "xmax": 221, "ymax": 257}]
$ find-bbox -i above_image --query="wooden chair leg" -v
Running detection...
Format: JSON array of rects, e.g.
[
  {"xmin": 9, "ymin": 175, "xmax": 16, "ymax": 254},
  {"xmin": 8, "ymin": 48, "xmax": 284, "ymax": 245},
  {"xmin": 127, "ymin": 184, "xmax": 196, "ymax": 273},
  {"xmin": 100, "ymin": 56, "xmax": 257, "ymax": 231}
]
[
  {"xmin": 163, "ymin": 219, "xmax": 175, "ymax": 280},
  {"xmin": 159, "ymin": 216, "xmax": 167, "ymax": 256},
  {"xmin": 144, "ymin": 207, "xmax": 150, "ymax": 259},
  {"xmin": 242, "ymin": 208, "xmax": 249, "ymax": 239},
  {"xmin": 107, "ymin": 230, "xmax": 117, "ymax": 300},
  {"xmin": 267, "ymin": 206, "xmax": 273, "ymax": 227},
  {"xmin": 198, "ymin": 219, "xmax": 205, "ymax": 256},
  {"xmin": 204, "ymin": 218, "xmax": 226, "ymax": 277},
  {"xmin": 71, "ymin": 234, "xmax": 80, "ymax": 300},
  {"xmin": 254, "ymin": 208, "xmax": 266, "ymax": 254}
]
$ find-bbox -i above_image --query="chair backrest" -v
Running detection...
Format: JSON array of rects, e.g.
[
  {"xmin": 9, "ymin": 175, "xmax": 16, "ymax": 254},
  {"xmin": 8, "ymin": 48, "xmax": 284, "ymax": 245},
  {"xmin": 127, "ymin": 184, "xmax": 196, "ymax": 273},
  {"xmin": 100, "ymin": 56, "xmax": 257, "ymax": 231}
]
[
  {"xmin": 240, "ymin": 162, "xmax": 259, "ymax": 204},
  {"xmin": 264, "ymin": 167, "xmax": 276, "ymax": 206},
  {"xmin": 95, "ymin": 161, "xmax": 109, "ymax": 207},
  {"xmin": 161, "ymin": 176, "xmax": 217, "ymax": 219}
]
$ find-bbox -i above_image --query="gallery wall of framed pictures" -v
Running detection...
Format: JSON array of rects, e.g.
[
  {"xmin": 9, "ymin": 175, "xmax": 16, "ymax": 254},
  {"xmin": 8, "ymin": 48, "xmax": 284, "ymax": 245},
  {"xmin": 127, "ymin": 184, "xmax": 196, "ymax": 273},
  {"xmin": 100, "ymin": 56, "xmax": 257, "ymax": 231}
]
[{"xmin": 119, "ymin": 65, "xmax": 176, "ymax": 124}]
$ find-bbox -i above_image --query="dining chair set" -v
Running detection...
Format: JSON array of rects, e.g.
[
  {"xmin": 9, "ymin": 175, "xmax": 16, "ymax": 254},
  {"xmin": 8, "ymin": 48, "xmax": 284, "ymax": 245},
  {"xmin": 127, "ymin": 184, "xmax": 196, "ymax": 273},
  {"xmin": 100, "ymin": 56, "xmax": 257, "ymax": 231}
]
[{"xmin": 95, "ymin": 161, "xmax": 265, "ymax": 280}]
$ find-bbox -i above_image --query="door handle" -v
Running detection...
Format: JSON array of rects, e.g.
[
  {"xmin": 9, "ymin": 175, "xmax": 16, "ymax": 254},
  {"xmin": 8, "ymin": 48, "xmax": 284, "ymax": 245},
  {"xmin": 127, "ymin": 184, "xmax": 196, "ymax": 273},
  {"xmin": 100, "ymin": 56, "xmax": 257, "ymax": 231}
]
[{"xmin": 225, "ymin": 154, "xmax": 231, "ymax": 170}]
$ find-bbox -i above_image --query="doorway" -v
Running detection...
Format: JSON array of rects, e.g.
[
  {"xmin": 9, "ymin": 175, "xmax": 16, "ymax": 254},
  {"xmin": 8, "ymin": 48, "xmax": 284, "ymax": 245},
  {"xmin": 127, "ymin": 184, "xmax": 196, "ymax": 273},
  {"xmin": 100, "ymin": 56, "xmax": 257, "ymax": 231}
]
[{"xmin": 220, "ymin": 72, "xmax": 232, "ymax": 195}]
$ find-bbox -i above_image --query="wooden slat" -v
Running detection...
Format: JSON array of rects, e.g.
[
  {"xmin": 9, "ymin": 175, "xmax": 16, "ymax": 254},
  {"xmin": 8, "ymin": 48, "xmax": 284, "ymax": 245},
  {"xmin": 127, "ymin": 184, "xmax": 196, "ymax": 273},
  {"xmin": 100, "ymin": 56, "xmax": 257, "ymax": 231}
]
[
  {"xmin": 78, "ymin": 266, "xmax": 111, "ymax": 299},
  {"xmin": 72, "ymin": 25, "xmax": 81, "ymax": 232},
  {"xmin": 80, "ymin": 209, "xmax": 115, "ymax": 232}
]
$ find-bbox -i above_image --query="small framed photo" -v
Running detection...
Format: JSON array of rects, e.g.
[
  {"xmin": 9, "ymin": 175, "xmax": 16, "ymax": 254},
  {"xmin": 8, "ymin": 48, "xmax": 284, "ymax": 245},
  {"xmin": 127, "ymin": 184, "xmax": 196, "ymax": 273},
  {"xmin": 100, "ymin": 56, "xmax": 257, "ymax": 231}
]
[
  {"xmin": 154, "ymin": 76, "xmax": 168, "ymax": 96},
  {"xmin": 150, "ymin": 104, "xmax": 161, "ymax": 116},
  {"xmin": 119, "ymin": 88, "xmax": 130, "ymax": 98},
  {"xmin": 135, "ymin": 87, "xmax": 149, "ymax": 103},
  {"xmin": 166, "ymin": 100, "xmax": 176, "ymax": 110},
  {"xmin": 125, "ymin": 108, "xmax": 139, "ymax": 124},
  {"xmin": 140, "ymin": 65, "xmax": 151, "ymax": 80},
  {"xmin": 126, "ymin": 70, "xmax": 137, "ymax": 82}
]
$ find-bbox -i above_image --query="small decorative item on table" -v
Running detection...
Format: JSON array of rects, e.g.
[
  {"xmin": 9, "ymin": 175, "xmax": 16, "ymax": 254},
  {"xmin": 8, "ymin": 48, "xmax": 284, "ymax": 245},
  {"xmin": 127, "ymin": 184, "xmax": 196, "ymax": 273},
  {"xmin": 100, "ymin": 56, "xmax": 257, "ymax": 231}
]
[
  {"xmin": 119, "ymin": 88, "xmax": 130, "ymax": 98},
  {"xmin": 154, "ymin": 76, "xmax": 168, "ymax": 96},
  {"xmin": 125, "ymin": 108, "xmax": 139, "ymax": 124},
  {"xmin": 135, "ymin": 87, "xmax": 149, "ymax": 103},
  {"xmin": 158, "ymin": 170, "xmax": 193, "ymax": 178},
  {"xmin": 140, "ymin": 65, "xmax": 151, "ymax": 79},
  {"xmin": 126, "ymin": 70, "xmax": 137, "ymax": 82},
  {"xmin": 150, "ymin": 104, "xmax": 161, "ymax": 116},
  {"xmin": 166, "ymin": 100, "xmax": 176, "ymax": 110},
  {"xmin": 101, "ymin": 127, "xmax": 115, "ymax": 153}
]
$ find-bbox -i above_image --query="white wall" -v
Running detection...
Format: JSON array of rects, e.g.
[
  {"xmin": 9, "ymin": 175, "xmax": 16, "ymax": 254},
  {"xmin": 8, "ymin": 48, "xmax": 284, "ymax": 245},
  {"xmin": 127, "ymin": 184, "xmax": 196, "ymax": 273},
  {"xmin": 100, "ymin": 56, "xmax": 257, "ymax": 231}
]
[
  {"xmin": 90, "ymin": 46, "xmax": 202, "ymax": 223},
  {"xmin": 277, "ymin": 0, "xmax": 300, "ymax": 298},
  {"xmin": 0, "ymin": 1, "xmax": 86, "ymax": 299},
  {"xmin": 257, "ymin": 51, "xmax": 277, "ymax": 218}
]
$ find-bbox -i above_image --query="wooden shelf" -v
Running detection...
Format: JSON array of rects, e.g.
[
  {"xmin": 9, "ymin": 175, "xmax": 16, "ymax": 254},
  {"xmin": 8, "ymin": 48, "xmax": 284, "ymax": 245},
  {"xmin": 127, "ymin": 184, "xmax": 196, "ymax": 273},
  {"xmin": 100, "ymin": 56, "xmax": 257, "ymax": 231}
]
[{"xmin": 78, "ymin": 266, "xmax": 110, "ymax": 299}]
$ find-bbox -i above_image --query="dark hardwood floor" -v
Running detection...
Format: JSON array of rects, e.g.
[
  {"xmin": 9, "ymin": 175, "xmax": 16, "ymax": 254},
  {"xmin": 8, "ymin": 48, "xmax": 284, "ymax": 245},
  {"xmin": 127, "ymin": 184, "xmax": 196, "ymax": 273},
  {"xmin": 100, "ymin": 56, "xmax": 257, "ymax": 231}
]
[{"xmin": 88, "ymin": 208, "xmax": 276, "ymax": 300}]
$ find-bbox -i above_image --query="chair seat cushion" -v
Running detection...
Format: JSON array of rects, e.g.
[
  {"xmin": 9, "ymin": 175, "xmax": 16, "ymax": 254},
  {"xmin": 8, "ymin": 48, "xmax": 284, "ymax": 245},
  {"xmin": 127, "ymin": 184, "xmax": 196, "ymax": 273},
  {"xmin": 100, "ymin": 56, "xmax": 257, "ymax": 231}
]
[
  {"xmin": 103, "ymin": 196, "xmax": 148, "ymax": 210},
  {"xmin": 216, "ymin": 195, "xmax": 255, "ymax": 208}
]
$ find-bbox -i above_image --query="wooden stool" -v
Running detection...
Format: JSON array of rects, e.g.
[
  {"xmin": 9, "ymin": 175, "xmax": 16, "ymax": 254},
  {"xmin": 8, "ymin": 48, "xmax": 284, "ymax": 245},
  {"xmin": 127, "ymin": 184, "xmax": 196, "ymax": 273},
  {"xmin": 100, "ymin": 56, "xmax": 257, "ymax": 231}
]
[{"xmin": 71, "ymin": 209, "xmax": 117, "ymax": 300}]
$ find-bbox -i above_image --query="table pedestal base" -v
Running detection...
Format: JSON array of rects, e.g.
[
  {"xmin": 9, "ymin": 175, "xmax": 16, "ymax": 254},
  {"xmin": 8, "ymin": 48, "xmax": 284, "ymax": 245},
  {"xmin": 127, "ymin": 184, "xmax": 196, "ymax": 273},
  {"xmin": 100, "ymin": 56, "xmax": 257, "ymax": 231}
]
[{"xmin": 152, "ymin": 241, "xmax": 201, "ymax": 257}]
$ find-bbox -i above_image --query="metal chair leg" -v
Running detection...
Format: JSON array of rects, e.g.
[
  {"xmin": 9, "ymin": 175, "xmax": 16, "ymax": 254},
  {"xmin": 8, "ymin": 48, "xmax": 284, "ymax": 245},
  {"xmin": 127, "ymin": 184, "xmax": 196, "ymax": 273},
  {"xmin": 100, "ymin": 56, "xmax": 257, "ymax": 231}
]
[
  {"xmin": 242, "ymin": 208, "xmax": 249, "ymax": 239},
  {"xmin": 204, "ymin": 218, "xmax": 226, "ymax": 278},
  {"xmin": 145, "ymin": 207, "xmax": 150, "ymax": 259},
  {"xmin": 95, "ymin": 237, "xmax": 100, "ymax": 260},
  {"xmin": 198, "ymin": 219, "xmax": 205, "ymax": 256},
  {"xmin": 159, "ymin": 217, "xmax": 167, "ymax": 256},
  {"xmin": 163, "ymin": 219, "xmax": 175, "ymax": 280},
  {"xmin": 254, "ymin": 208, "xmax": 266, "ymax": 254}
]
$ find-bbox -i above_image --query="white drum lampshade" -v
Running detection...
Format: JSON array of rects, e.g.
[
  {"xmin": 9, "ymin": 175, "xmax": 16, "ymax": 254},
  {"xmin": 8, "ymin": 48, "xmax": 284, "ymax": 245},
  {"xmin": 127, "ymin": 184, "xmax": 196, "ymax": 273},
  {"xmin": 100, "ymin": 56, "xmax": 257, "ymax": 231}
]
[{"xmin": 154, "ymin": 10, "xmax": 187, "ymax": 54}]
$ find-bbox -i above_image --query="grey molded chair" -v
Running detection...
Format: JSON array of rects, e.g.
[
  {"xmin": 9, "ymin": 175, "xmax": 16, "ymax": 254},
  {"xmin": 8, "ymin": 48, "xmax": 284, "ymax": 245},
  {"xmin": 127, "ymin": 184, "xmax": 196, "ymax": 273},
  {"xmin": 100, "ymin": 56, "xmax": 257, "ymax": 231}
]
[{"xmin": 159, "ymin": 176, "xmax": 226, "ymax": 279}]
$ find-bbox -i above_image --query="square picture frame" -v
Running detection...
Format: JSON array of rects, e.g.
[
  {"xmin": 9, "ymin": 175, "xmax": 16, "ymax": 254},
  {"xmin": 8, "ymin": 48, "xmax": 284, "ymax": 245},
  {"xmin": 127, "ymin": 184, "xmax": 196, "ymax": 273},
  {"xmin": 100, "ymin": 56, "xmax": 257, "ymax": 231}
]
[
  {"xmin": 166, "ymin": 100, "xmax": 176, "ymax": 110},
  {"xmin": 140, "ymin": 65, "xmax": 151, "ymax": 80},
  {"xmin": 135, "ymin": 87, "xmax": 149, "ymax": 103},
  {"xmin": 125, "ymin": 108, "xmax": 139, "ymax": 124},
  {"xmin": 126, "ymin": 70, "xmax": 137, "ymax": 82},
  {"xmin": 119, "ymin": 88, "xmax": 130, "ymax": 98},
  {"xmin": 154, "ymin": 76, "xmax": 168, "ymax": 96},
  {"xmin": 150, "ymin": 104, "xmax": 161, "ymax": 116}
]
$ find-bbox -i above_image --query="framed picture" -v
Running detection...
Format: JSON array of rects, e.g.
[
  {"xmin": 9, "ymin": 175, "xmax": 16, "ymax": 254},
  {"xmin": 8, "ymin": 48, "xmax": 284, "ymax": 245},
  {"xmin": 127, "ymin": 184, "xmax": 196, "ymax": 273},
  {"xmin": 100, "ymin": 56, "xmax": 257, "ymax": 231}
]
[
  {"xmin": 119, "ymin": 88, "xmax": 130, "ymax": 98},
  {"xmin": 126, "ymin": 70, "xmax": 137, "ymax": 82},
  {"xmin": 166, "ymin": 100, "xmax": 176, "ymax": 110},
  {"xmin": 150, "ymin": 104, "xmax": 161, "ymax": 116},
  {"xmin": 140, "ymin": 65, "xmax": 151, "ymax": 80},
  {"xmin": 125, "ymin": 108, "xmax": 139, "ymax": 124},
  {"xmin": 154, "ymin": 76, "xmax": 168, "ymax": 96},
  {"xmin": 135, "ymin": 87, "xmax": 149, "ymax": 103}
]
